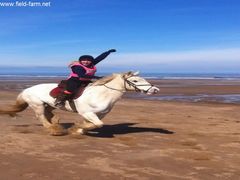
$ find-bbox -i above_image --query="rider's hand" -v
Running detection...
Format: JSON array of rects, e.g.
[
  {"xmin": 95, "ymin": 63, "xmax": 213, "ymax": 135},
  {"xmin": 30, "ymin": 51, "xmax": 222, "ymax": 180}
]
[{"xmin": 108, "ymin": 49, "xmax": 116, "ymax": 53}]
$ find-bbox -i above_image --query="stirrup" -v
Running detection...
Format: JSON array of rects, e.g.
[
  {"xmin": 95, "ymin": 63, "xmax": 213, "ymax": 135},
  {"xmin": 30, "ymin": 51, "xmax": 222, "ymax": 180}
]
[{"xmin": 54, "ymin": 101, "xmax": 65, "ymax": 108}]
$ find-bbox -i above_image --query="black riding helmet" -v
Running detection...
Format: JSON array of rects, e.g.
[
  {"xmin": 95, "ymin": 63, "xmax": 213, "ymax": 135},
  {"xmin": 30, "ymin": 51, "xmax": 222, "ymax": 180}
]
[{"xmin": 78, "ymin": 55, "xmax": 94, "ymax": 62}]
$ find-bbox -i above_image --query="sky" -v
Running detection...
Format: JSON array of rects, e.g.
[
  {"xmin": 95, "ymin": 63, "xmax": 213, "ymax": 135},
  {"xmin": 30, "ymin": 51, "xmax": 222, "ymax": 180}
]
[{"xmin": 0, "ymin": 0, "xmax": 240, "ymax": 73}]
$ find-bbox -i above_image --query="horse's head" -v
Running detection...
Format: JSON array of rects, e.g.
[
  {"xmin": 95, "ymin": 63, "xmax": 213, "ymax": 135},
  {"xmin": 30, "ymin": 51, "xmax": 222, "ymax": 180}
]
[{"xmin": 122, "ymin": 71, "xmax": 160, "ymax": 95}]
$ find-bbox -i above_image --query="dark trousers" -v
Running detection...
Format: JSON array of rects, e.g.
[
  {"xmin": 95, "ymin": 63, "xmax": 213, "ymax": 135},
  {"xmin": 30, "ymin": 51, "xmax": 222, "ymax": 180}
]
[{"xmin": 66, "ymin": 77, "xmax": 90, "ymax": 94}]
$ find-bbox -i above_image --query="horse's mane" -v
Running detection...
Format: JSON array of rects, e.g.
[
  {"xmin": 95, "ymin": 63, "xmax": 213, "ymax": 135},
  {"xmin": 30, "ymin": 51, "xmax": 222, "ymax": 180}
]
[{"xmin": 91, "ymin": 73, "xmax": 119, "ymax": 86}]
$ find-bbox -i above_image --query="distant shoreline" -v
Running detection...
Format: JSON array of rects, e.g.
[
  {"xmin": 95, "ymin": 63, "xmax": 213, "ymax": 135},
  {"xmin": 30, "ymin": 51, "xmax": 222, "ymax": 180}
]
[
  {"xmin": 1, "ymin": 72, "xmax": 240, "ymax": 81},
  {"xmin": 1, "ymin": 77, "xmax": 240, "ymax": 104}
]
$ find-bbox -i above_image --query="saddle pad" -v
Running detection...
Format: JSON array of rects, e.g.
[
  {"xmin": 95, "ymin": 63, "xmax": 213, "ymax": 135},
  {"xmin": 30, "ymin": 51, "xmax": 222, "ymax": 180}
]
[
  {"xmin": 50, "ymin": 87, "xmax": 63, "ymax": 98},
  {"xmin": 49, "ymin": 83, "xmax": 86, "ymax": 99}
]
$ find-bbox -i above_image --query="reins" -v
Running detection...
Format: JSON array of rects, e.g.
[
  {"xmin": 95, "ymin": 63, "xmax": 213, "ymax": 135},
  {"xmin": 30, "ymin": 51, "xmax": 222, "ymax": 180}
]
[{"xmin": 103, "ymin": 84, "xmax": 126, "ymax": 93}]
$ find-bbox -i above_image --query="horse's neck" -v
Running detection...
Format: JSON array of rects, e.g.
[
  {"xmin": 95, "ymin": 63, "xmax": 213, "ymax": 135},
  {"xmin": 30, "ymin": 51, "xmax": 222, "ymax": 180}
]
[
  {"xmin": 105, "ymin": 75, "xmax": 125, "ymax": 91},
  {"xmin": 102, "ymin": 75, "xmax": 125, "ymax": 100}
]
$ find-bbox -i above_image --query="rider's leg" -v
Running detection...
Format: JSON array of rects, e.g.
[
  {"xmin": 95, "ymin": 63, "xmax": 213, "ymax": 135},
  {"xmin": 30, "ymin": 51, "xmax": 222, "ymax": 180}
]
[
  {"xmin": 54, "ymin": 90, "xmax": 72, "ymax": 107},
  {"xmin": 54, "ymin": 77, "xmax": 81, "ymax": 107}
]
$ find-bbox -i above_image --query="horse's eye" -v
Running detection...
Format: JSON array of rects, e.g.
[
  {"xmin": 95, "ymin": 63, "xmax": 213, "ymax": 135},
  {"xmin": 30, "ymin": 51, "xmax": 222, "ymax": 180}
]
[{"xmin": 133, "ymin": 80, "xmax": 138, "ymax": 83}]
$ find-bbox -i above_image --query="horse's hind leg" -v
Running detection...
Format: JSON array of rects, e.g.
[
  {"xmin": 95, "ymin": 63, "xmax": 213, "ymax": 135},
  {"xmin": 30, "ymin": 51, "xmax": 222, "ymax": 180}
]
[
  {"xmin": 44, "ymin": 105, "xmax": 60, "ymax": 124},
  {"xmin": 44, "ymin": 105, "xmax": 67, "ymax": 135},
  {"xmin": 30, "ymin": 104, "xmax": 66, "ymax": 135},
  {"xmin": 30, "ymin": 104, "xmax": 52, "ymax": 129}
]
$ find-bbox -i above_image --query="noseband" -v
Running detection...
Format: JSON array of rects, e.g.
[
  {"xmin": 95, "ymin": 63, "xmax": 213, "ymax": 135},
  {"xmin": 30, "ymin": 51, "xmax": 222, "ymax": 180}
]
[{"xmin": 124, "ymin": 77, "xmax": 154, "ymax": 93}]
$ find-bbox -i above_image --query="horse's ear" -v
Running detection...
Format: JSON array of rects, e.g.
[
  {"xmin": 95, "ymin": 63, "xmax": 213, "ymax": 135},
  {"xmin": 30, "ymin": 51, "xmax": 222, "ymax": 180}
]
[
  {"xmin": 133, "ymin": 71, "xmax": 140, "ymax": 76},
  {"xmin": 123, "ymin": 71, "xmax": 134, "ymax": 79}
]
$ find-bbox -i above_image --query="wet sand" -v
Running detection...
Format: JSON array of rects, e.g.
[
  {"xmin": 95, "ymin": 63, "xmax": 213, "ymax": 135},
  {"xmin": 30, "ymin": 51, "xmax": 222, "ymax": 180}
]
[{"xmin": 0, "ymin": 79, "xmax": 240, "ymax": 179}]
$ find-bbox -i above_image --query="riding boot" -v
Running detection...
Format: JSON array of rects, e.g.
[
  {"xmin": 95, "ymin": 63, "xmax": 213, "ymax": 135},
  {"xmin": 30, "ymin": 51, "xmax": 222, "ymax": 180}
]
[{"xmin": 54, "ymin": 92, "xmax": 72, "ymax": 108}]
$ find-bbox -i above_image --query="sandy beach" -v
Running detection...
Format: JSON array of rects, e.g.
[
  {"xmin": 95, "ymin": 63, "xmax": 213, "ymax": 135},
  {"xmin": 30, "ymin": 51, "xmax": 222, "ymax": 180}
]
[{"xmin": 0, "ymin": 78, "xmax": 240, "ymax": 179}]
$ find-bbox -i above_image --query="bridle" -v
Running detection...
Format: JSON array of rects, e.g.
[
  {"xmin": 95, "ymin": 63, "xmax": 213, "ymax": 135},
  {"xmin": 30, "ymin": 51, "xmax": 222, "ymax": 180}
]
[
  {"xmin": 103, "ymin": 76, "xmax": 154, "ymax": 94},
  {"xmin": 124, "ymin": 77, "xmax": 154, "ymax": 93}
]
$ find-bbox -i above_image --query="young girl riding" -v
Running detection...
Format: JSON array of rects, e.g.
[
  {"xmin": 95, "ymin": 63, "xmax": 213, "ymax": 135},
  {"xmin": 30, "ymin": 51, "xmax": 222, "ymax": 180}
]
[{"xmin": 55, "ymin": 49, "xmax": 116, "ymax": 107}]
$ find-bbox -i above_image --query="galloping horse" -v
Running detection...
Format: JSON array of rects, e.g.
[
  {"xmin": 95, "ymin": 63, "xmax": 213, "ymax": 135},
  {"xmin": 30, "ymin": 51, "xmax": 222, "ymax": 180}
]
[{"xmin": 0, "ymin": 71, "xmax": 159, "ymax": 135}]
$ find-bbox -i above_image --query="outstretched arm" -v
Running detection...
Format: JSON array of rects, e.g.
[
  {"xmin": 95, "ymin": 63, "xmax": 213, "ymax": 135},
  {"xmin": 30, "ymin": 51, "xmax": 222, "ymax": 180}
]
[{"xmin": 93, "ymin": 49, "xmax": 116, "ymax": 65}]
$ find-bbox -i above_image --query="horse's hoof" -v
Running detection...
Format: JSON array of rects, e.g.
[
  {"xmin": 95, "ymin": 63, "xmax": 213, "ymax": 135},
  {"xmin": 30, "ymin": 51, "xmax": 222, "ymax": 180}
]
[
  {"xmin": 68, "ymin": 127, "xmax": 86, "ymax": 135},
  {"xmin": 69, "ymin": 129, "xmax": 86, "ymax": 139},
  {"xmin": 50, "ymin": 131, "xmax": 67, "ymax": 136},
  {"xmin": 48, "ymin": 124, "xmax": 68, "ymax": 136}
]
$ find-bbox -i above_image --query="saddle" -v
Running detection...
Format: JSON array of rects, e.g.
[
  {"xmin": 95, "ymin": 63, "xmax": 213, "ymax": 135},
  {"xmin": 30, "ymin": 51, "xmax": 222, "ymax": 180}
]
[{"xmin": 49, "ymin": 80, "xmax": 88, "ymax": 99}]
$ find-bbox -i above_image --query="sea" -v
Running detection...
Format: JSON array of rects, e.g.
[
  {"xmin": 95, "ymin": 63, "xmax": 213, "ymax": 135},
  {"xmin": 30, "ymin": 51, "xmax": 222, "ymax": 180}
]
[
  {"xmin": 1, "ymin": 67, "xmax": 240, "ymax": 104},
  {"xmin": 1, "ymin": 66, "xmax": 240, "ymax": 79}
]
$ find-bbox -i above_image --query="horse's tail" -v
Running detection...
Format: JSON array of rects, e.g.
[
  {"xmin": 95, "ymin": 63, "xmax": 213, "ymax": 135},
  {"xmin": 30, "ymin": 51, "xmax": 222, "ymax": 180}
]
[{"xmin": 0, "ymin": 93, "xmax": 28, "ymax": 117}]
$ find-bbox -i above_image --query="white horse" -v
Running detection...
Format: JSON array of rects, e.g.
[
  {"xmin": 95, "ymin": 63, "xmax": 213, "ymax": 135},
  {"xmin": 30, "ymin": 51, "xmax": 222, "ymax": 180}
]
[{"xmin": 0, "ymin": 71, "xmax": 159, "ymax": 135}]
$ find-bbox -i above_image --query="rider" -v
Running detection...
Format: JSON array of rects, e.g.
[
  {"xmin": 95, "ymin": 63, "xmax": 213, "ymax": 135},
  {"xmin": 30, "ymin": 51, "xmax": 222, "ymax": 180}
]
[{"xmin": 55, "ymin": 49, "xmax": 116, "ymax": 107}]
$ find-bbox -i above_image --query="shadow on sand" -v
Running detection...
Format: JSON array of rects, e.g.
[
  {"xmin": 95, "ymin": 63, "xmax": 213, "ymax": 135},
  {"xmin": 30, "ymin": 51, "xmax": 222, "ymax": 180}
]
[
  {"xmin": 13, "ymin": 123, "xmax": 174, "ymax": 138},
  {"xmin": 84, "ymin": 123, "xmax": 174, "ymax": 138}
]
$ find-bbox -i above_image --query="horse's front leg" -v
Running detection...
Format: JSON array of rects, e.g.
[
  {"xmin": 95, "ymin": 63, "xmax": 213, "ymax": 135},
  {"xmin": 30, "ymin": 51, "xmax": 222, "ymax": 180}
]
[{"xmin": 69, "ymin": 112, "xmax": 103, "ymax": 135}]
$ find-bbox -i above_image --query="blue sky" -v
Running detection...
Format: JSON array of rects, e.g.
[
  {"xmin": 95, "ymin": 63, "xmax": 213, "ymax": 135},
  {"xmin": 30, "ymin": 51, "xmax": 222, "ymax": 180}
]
[{"xmin": 0, "ymin": 0, "xmax": 240, "ymax": 73}]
